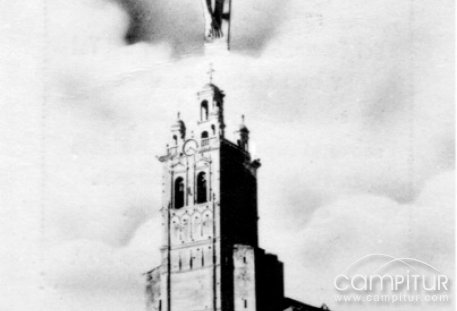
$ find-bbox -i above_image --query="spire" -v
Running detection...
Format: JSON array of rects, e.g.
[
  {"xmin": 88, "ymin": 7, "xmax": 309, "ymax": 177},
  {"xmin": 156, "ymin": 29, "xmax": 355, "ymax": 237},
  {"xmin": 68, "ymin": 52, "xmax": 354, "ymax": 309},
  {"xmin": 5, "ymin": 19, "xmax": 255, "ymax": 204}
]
[
  {"xmin": 197, "ymin": 67, "xmax": 226, "ymax": 137},
  {"xmin": 239, "ymin": 114, "xmax": 249, "ymax": 132},
  {"xmin": 236, "ymin": 114, "xmax": 249, "ymax": 151},
  {"xmin": 207, "ymin": 63, "xmax": 215, "ymax": 84}
]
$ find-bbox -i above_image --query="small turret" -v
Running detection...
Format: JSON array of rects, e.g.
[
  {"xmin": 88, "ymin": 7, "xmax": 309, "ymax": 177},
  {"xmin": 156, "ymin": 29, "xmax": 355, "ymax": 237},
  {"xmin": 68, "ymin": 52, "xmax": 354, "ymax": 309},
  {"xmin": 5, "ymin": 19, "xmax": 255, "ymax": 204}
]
[
  {"xmin": 236, "ymin": 115, "xmax": 249, "ymax": 151},
  {"xmin": 171, "ymin": 112, "xmax": 186, "ymax": 146}
]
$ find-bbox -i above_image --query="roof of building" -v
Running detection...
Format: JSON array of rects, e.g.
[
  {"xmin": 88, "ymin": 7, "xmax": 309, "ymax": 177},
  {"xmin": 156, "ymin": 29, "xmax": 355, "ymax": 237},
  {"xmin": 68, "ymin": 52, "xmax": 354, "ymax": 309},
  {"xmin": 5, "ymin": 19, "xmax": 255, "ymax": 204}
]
[
  {"xmin": 283, "ymin": 297, "xmax": 331, "ymax": 311},
  {"xmin": 198, "ymin": 83, "xmax": 225, "ymax": 96}
]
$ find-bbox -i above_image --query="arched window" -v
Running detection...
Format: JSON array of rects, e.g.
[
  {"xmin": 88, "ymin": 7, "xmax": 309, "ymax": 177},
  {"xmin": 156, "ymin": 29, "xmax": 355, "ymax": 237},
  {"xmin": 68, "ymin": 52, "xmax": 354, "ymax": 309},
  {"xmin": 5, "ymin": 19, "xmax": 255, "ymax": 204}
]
[
  {"xmin": 201, "ymin": 131, "xmax": 208, "ymax": 139},
  {"xmin": 196, "ymin": 172, "xmax": 207, "ymax": 204},
  {"xmin": 174, "ymin": 177, "xmax": 185, "ymax": 208},
  {"xmin": 201, "ymin": 100, "xmax": 209, "ymax": 121}
]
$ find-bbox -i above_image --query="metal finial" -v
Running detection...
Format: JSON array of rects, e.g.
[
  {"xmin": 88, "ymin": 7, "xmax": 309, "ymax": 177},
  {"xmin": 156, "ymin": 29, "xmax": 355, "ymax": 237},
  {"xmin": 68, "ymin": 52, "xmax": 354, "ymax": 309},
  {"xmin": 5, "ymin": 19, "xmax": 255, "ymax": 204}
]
[
  {"xmin": 177, "ymin": 112, "xmax": 181, "ymax": 120},
  {"xmin": 241, "ymin": 114, "xmax": 245, "ymax": 124},
  {"xmin": 207, "ymin": 63, "xmax": 215, "ymax": 84}
]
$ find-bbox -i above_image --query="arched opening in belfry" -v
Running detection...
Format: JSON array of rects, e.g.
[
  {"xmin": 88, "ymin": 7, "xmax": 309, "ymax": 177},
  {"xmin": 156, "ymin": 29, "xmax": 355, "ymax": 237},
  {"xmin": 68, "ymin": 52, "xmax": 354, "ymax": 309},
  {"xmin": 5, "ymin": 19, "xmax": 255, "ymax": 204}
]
[
  {"xmin": 201, "ymin": 131, "xmax": 209, "ymax": 146},
  {"xmin": 201, "ymin": 100, "xmax": 209, "ymax": 121},
  {"xmin": 174, "ymin": 177, "xmax": 185, "ymax": 208},
  {"xmin": 196, "ymin": 172, "xmax": 207, "ymax": 204}
]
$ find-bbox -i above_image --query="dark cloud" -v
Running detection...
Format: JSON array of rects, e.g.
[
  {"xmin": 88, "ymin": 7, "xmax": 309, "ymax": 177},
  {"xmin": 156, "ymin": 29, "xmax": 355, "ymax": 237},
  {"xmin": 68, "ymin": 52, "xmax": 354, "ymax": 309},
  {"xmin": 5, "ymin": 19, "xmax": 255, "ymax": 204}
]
[
  {"xmin": 113, "ymin": 0, "xmax": 287, "ymax": 55},
  {"xmin": 114, "ymin": 0, "xmax": 153, "ymax": 43}
]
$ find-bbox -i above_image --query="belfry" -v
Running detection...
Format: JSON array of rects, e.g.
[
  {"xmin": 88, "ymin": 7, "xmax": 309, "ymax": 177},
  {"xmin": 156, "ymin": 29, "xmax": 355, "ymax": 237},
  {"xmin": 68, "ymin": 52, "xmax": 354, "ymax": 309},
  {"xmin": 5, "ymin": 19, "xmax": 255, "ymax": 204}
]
[{"xmin": 145, "ymin": 76, "xmax": 329, "ymax": 311}]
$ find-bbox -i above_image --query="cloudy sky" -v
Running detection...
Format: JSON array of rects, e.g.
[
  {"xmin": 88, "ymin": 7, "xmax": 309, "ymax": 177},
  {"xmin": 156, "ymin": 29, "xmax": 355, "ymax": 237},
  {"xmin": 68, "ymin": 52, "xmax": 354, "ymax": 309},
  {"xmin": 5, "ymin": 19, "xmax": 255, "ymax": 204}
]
[{"xmin": 0, "ymin": 0, "xmax": 454, "ymax": 310}]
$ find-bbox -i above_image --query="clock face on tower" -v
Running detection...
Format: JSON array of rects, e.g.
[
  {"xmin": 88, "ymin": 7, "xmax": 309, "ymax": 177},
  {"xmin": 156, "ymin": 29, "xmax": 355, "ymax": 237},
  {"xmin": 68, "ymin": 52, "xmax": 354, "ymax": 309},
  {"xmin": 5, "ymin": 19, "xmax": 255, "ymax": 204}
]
[{"xmin": 183, "ymin": 139, "xmax": 199, "ymax": 156}]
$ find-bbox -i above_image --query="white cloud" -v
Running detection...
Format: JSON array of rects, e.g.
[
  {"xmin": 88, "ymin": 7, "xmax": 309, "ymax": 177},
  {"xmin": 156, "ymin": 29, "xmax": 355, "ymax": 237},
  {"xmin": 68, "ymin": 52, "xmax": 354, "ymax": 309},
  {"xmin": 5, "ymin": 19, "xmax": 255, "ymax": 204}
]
[
  {"xmin": 268, "ymin": 171, "xmax": 454, "ymax": 311},
  {"xmin": 0, "ymin": 0, "xmax": 453, "ymax": 310},
  {"xmin": 41, "ymin": 217, "xmax": 161, "ymax": 311}
]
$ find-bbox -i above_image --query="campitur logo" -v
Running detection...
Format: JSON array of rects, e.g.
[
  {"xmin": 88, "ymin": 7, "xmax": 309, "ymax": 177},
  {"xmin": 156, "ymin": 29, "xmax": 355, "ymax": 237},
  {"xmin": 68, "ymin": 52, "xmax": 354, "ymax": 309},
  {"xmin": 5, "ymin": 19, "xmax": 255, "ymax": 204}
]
[{"xmin": 333, "ymin": 254, "xmax": 451, "ymax": 305}]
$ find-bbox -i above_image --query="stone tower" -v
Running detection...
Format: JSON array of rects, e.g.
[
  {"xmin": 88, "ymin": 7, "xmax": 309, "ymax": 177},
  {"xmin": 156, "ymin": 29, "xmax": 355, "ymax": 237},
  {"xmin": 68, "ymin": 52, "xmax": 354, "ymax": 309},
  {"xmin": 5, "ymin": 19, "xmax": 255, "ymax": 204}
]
[{"xmin": 145, "ymin": 79, "xmax": 287, "ymax": 311}]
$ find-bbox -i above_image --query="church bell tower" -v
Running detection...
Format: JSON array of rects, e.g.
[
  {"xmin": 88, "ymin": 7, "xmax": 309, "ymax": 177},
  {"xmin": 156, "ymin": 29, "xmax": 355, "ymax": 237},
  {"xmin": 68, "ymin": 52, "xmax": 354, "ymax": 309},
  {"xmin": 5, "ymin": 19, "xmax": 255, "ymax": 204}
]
[{"xmin": 145, "ymin": 78, "xmax": 285, "ymax": 311}]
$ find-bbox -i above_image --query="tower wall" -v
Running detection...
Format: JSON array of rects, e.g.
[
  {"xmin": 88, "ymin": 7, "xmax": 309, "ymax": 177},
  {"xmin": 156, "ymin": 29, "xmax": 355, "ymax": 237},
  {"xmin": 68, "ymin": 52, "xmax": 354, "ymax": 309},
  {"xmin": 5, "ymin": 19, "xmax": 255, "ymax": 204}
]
[
  {"xmin": 170, "ymin": 268, "xmax": 213, "ymax": 311},
  {"xmin": 157, "ymin": 136, "xmax": 224, "ymax": 311},
  {"xmin": 220, "ymin": 140, "xmax": 259, "ymax": 247},
  {"xmin": 256, "ymin": 253, "xmax": 285, "ymax": 311},
  {"xmin": 233, "ymin": 245, "xmax": 257, "ymax": 311},
  {"xmin": 146, "ymin": 267, "xmax": 161, "ymax": 311}
]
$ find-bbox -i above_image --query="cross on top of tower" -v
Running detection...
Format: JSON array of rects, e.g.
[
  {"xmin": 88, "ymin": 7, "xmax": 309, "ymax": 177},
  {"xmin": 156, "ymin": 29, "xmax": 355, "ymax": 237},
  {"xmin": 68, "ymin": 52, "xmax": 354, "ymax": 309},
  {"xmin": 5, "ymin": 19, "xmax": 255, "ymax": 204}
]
[{"xmin": 207, "ymin": 63, "xmax": 215, "ymax": 84}]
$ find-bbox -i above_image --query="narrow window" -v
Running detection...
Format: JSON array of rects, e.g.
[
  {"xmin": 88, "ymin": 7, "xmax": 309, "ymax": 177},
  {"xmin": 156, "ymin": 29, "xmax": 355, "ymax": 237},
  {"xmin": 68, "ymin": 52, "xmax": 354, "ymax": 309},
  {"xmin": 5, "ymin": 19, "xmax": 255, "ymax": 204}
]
[
  {"xmin": 201, "ymin": 100, "xmax": 209, "ymax": 121},
  {"xmin": 174, "ymin": 177, "xmax": 185, "ymax": 209},
  {"xmin": 243, "ymin": 256, "xmax": 247, "ymax": 264},
  {"xmin": 197, "ymin": 172, "xmax": 207, "ymax": 204},
  {"xmin": 201, "ymin": 131, "xmax": 209, "ymax": 146},
  {"xmin": 244, "ymin": 299, "xmax": 248, "ymax": 308}
]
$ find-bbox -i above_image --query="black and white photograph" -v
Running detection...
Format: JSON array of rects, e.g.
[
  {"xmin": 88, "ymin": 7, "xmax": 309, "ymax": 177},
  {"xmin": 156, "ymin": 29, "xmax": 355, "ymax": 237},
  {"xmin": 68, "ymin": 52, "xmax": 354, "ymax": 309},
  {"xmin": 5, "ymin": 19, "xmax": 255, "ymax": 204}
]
[{"xmin": 0, "ymin": 1, "xmax": 454, "ymax": 311}]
